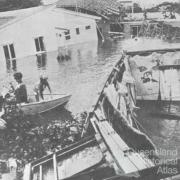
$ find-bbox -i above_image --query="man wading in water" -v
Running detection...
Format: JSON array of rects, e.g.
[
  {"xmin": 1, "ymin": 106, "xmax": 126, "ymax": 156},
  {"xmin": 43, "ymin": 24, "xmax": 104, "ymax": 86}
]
[{"xmin": 34, "ymin": 75, "xmax": 52, "ymax": 101}]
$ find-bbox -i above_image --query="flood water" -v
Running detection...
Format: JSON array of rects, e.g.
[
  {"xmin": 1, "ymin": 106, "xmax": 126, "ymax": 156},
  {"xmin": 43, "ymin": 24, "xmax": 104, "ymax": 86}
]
[{"xmin": 1, "ymin": 38, "xmax": 180, "ymax": 161}]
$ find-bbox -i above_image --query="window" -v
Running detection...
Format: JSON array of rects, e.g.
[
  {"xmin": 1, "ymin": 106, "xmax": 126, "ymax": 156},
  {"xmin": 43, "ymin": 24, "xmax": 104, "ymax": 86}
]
[
  {"xmin": 131, "ymin": 26, "xmax": 141, "ymax": 37},
  {"xmin": 110, "ymin": 23, "xmax": 124, "ymax": 32},
  {"xmin": 76, "ymin": 28, "xmax": 80, "ymax": 35},
  {"xmin": 64, "ymin": 30, "xmax": 71, "ymax": 40},
  {"xmin": 3, "ymin": 44, "xmax": 16, "ymax": 72},
  {"xmin": 3, "ymin": 44, "xmax": 16, "ymax": 60},
  {"xmin": 34, "ymin": 36, "xmax": 45, "ymax": 52},
  {"xmin": 85, "ymin": 25, "xmax": 91, "ymax": 30}
]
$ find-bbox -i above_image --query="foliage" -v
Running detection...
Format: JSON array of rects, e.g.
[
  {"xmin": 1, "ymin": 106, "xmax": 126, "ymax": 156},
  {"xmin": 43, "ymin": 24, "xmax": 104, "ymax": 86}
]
[
  {"xmin": 125, "ymin": 2, "xmax": 143, "ymax": 13},
  {"xmin": 146, "ymin": 2, "xmax": 180, "ymax": 13},
  {"xmin": 133, "ymin": 3, "xmax": 143, "ymax": 13},
  {"xmin": 0, "ymin": 103, "xmax": 87, "ymax": 176}
]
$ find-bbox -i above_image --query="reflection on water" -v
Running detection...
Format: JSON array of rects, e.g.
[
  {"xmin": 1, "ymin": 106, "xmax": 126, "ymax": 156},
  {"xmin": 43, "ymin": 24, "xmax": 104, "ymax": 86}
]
[
  {"xmin": 57, "ymin": 47, "xmax": 71, "ymax": 61},
  {"xmin": 0, "ymin": 40, "xmax": 122, "ymax": 113},
  {"xmin": 36, "ymin": 53, "xmax": 47, "ymax": 70},
  {"xmin": 137, "ymin": 100, "xmax": 180, "ymax": 159},
  {"xmin": 6, "ymin": 59, "xmax": 17, "ymax": 73},
  {"xmin": 0, "ymin": 38, "xmax": 180, "ymax": 160}
]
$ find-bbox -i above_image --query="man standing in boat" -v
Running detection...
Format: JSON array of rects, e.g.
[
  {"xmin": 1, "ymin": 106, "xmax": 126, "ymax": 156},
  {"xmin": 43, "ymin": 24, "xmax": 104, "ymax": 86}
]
[
  {"xmin": 34, "ymin": 75, "xmax": 52, "ymax": 101},
  {"xmin": 10, "ymin": 72, "xmax": 28, "ymax": 103}
]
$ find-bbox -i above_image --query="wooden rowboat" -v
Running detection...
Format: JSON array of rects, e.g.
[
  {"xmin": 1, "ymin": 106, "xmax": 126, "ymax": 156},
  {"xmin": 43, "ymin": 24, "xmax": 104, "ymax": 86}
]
[{"xmin": 19, "ymin": 94, "xmax": 71, "ymax": 115}]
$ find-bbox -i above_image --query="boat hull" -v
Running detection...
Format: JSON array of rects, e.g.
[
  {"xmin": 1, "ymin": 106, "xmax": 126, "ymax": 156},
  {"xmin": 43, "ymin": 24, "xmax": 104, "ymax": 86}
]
[{"xmin": 19, "ymin": 94, "xmax": 71, "ymax": 115}]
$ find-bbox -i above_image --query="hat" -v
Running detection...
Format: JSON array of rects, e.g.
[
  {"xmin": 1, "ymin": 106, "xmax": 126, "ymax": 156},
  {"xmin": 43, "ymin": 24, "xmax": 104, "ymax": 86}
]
[{"xmin": 13, "ymin": 72, "xmax": 22, "ymax": 80}]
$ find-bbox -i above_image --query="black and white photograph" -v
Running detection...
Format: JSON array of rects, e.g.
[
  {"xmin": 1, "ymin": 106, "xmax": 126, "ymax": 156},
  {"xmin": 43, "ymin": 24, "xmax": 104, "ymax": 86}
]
[{"xmin": 0, "ymin": 0, "xmax": 180, "ymax": 179}]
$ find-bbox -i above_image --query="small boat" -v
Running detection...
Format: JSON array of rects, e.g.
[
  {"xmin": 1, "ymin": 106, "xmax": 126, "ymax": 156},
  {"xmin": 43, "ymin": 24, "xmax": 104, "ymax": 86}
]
[
  {"xmin": 19, "ymin": 94, "xmax": 71, "ymax": 115},
  {"xmin": 108, "ymin": 31, "xmax": 125, "ymax": 40}
]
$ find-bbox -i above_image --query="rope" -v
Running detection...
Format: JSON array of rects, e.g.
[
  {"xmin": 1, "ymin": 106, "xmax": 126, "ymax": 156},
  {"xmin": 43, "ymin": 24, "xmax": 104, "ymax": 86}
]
[
  {"xmin": 132, "ymin": 115, "xmax": 140, "ymax": 131},
  {"xmin": 131, "ymin": 114, "xmax": 152, "ymax": 139}
]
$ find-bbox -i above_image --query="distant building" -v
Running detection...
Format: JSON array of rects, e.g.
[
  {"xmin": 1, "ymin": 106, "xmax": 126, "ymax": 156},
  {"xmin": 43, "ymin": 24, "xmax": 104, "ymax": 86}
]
[
  {"xmin": 121, "ymin": 12, "xmax": 180, "ymax": 38},
  {"xmin": 0, "ymin": 5, "xmax": 100, "ymax": 72},
  {"xmin": 97, "ymin": 11, "xmax": 180, "ymax": 39}
]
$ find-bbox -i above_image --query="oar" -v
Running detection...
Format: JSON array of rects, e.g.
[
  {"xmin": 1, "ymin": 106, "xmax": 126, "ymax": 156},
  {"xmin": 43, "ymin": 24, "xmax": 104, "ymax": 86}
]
[
  {"xmin": 44, "ymin": 93, "xmax": 68, "ymax": 96},
  {"xmin": 157, "ymin": 69, "xmax": 161, "ymax": 101},
  {"xmin": 28, "ymin": 93, "xmax": 68, "ymax": 97},
  {"xmin": 168, "ymin": 84, "xmax": 172, "ymax": 113}
]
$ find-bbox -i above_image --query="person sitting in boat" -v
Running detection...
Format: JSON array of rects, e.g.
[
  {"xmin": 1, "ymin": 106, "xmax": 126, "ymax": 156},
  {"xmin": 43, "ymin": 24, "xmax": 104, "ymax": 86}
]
[
  {"xmin": 34, "ymin": 75, "xmax": 52, "ymax": 101},
  {"xmin": 10, "ymin": 72, "xmax": 28, "ymax": 104}
]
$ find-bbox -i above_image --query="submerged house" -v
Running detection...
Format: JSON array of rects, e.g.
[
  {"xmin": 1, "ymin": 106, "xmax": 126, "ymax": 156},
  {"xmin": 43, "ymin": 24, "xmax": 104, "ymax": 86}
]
[{"xmin": 0, "ymin": 5, "xmax": 100, "ymax": 73}]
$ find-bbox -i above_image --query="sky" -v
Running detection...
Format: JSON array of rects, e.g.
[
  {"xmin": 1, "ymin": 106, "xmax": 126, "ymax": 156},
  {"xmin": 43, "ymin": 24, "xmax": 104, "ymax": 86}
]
[{"xmin": 134, "ymin": 0, "xmax": 179, "ymax": 8}]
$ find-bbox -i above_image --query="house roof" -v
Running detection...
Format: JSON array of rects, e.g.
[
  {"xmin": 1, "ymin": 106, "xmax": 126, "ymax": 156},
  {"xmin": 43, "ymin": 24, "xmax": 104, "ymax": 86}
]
[{"xmin": 0, "ymin": 5, "xmax": 100, "ymax": 31}]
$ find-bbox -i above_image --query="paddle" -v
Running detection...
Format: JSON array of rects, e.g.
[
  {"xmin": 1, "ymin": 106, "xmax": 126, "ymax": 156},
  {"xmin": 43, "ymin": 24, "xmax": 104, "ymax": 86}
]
[
  {"xmin": 28, "ymin": 93, "xmax": 68, "ymax": 96},
  {"xmin": 157, "ymin": 70, "xmax": 161, "ymax": 101}
]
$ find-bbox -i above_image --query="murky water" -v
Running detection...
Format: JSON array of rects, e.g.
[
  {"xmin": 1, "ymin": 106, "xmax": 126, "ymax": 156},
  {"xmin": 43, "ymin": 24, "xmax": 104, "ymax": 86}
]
[
  {"xmin": 1, "ymin": 38, "xmax": 180, "ymax": 161},
  {"xmin": 0, "ymin": 41, "xmax": 122, "ymax": 114}
]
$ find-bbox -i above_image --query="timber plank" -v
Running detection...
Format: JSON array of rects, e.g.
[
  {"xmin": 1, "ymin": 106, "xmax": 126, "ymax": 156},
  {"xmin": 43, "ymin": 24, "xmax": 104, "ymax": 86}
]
[
  {"xmin": 94, "ymin": 108, "xmax": 106, "ymax": 121},
  {"xmin": 101, "ymin": 121, "xmax": 129, "ymax": 151},
  {"xmin": 127, "ymin": 153, "xmax": 153, "ymax": 170},
  {"xmin": 102, "ymin": 121, "xmax": 154, "ymax": 169},
  {"xmin": 97, "ymin": 121, "xmax": 138, "ymax": 173},
  {"xmin": 101, "ymin": 122, "xmax": 154, "ymax": 168},
  {"xmin": 23, "ymin": 163, "xmax": 32, "ymax": 180},
  {"xmin": 39, "ymin": 165, "xmax": 43, "ymax": 180},
  {"xmin": 53, "ymin": 154, "xmax": 59, "ymax": 180},
  {"xmin": 98, "ymin": 121, "xmax": 154, "ymax": 173}
]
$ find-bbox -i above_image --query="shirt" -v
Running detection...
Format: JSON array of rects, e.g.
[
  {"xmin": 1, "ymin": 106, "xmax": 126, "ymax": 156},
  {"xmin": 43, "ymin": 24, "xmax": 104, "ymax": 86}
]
[{"xmin": 15, "ymin": 83, "xmax": 28, "ymax": 103}]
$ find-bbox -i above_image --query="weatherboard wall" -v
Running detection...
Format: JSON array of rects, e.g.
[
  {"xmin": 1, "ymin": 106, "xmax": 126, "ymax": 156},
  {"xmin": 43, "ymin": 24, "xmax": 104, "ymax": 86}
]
[{"xmin": 0, "ymin": 7, "xmax": 98, "ymax": 68}]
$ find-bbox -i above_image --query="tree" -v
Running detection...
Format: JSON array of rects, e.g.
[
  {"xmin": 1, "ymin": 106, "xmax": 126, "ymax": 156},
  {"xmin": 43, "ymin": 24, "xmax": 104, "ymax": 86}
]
[
  {"xmin": 147, "ymin": 2, "xmax": 180, "ymax": 13},
  {"xmin": 133, "ymin": 3, "xmax": 143, "ymax": 13},
  {"xmin": 0, "ymin": 0, "xmax": 42, "ymax": 12}
]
